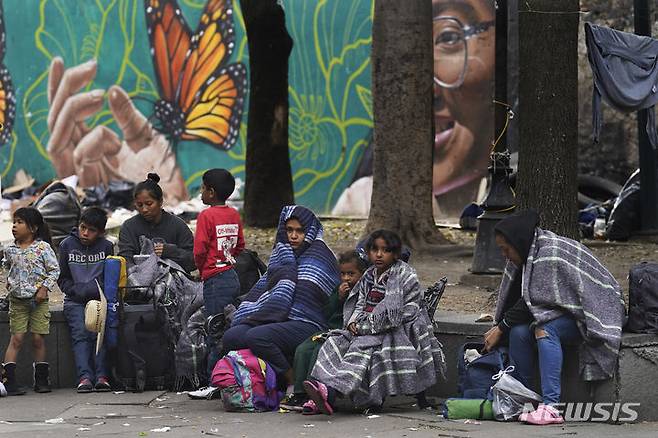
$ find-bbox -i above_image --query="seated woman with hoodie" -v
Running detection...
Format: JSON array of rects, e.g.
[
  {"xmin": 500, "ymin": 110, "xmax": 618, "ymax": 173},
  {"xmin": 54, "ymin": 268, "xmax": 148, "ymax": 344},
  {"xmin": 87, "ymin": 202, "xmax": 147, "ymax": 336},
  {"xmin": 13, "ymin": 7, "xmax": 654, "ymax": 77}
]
[
  {"xmin": 484, "ymin": 210, "xmax": 625, "ymax": 425},
  {"xmin": 221, "ymin": 206, "xmax": 340, "ymax": 399}
]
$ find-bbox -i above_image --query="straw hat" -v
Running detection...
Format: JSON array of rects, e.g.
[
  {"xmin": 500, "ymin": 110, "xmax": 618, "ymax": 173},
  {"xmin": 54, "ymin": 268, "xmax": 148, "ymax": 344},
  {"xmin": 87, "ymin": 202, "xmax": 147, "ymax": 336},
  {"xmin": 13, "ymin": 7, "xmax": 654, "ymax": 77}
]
[{"xmin": 84, "ymin": 280, "xmax": 107, "ymax": 355}]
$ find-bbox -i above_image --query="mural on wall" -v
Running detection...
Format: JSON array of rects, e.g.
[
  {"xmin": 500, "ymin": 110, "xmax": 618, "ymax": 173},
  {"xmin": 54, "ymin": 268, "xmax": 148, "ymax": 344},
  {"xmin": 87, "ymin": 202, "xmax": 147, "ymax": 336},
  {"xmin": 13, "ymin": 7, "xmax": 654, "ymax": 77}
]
[
  {"xmin": 333, "ymin": 0, "xmax": 496, "ymax": 218},
  {"xmin": 2, "ymin": 0, "xmax": 373, "ymax": 213},
  {"xmin": 0, "ymin": 0, "xmax": 493, "ymax": 216},
  {"xmin": 144, "ymin": 0, "xmax": 246, "ymax": 150},
  {"xmin": 0, "ymin": 0, "xmax": 15, "ymax": 146}
]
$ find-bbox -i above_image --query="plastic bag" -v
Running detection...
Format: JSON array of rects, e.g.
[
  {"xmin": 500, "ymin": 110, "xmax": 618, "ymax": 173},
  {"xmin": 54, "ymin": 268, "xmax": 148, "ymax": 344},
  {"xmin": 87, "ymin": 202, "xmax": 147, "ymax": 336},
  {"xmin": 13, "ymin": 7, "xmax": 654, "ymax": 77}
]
[{"xmin": 491, "ymin": 366, "xmax": 542, "ymax": 421}]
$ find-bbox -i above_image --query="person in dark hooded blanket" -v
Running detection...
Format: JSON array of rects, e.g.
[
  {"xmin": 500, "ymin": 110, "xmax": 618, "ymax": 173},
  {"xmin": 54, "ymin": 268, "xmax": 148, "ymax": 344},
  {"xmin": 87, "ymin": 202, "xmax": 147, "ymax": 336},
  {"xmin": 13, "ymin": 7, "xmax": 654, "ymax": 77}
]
[
  {"xmin": 484, "ymin": 210, "xmax": 625, "ymax": 425},
  {"xmin": 222, "ymin": 205, "xmax": 340, "ymax": 398}
]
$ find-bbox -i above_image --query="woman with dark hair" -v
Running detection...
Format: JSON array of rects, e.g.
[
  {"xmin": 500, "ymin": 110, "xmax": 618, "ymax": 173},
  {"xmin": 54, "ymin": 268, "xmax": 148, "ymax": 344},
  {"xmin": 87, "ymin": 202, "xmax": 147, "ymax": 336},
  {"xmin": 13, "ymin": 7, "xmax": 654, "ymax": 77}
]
[
  {"xmin": 118, "ymin": 173, "xmax": 195, "ymax": 273},
  {"xmin": 221, "ymin": 206, "xmax": 340, "ymax": 399},
  {"xmin": 485, "ymin": 210, "xmax": 625, "ymax": 425}
]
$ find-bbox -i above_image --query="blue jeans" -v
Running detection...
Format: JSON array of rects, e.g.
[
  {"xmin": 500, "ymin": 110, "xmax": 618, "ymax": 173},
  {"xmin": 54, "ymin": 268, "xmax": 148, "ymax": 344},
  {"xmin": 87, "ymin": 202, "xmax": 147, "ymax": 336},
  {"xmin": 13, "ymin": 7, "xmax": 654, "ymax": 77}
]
[
  {"xmin": 63, "ymin": 301, "xmax": 107, "ymax": 382},
  {"xmin": 203, "ymin": 269, "xmax": 240, "ymax": 381},
  {"xmin": 509, "ymin": 316, "xmax": 581, "ymax": 404},
  {"xmin": 222, "ymin": 320, "xmax": 319, "ymax": 375}
]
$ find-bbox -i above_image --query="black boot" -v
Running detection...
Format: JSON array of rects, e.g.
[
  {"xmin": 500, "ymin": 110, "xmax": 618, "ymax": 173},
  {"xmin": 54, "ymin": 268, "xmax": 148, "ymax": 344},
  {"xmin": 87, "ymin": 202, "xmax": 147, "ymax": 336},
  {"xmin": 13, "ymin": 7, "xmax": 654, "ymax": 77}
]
[
  {"xmin": 33, "ymin": 362, "xmax": 52, "ymax": 393},
  {"xmin": 2, "ymin": 362, "xmax": 26, "ymax": 396}
]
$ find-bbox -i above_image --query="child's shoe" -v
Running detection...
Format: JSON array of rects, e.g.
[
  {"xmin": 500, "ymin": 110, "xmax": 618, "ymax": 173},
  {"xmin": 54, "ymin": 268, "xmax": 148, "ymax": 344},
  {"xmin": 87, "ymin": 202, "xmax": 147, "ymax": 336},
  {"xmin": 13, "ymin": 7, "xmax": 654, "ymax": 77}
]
[
  {"xmin": 33, "ymin": 362, "xmax": 52, "ymax": 393},
  {"xmin": 2, "ymin": 362, "xmax": 26, "ymax": 396},
  {"xmin": 94, "ymin": 376, "xmax": 111, "ymax": 392},
  {"xmin": 77, "ymin": 378, "xmax": 93, "ymax": 393},
  {"xmin": 303, "ymin": 380, "xmax": 334, "ymax": 415},
  {"xmin": 301, "ymin": 399, "xmax": 320, "ymax": 415}
]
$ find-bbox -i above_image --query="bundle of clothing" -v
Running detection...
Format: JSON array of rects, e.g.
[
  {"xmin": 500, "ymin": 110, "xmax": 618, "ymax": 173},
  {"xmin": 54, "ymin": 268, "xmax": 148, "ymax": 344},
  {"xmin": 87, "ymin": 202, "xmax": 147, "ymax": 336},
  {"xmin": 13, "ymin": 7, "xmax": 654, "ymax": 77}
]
[
  {"xmin": 127, "ymin": 237, "xmax": 207, "ymax": 389},
  {"xmin": 585, "ymin": 22, "xmax": 658, "ymax": 148}
]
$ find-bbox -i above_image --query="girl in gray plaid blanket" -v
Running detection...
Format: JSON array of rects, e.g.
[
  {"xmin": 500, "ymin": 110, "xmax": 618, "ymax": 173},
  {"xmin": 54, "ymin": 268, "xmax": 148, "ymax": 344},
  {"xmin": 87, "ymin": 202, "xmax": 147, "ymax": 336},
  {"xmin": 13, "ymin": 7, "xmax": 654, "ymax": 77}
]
[{"xmin": 303, "ymin": 230, "xmax": 446, "ymax": 415}]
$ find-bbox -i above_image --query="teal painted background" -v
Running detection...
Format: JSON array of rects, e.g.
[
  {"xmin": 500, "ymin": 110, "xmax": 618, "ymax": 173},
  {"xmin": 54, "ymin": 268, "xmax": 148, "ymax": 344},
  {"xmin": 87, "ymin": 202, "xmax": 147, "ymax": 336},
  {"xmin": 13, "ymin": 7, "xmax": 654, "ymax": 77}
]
[{"xmin": 0, "ymin": 0, "xmax": 373, "ymax": 213}]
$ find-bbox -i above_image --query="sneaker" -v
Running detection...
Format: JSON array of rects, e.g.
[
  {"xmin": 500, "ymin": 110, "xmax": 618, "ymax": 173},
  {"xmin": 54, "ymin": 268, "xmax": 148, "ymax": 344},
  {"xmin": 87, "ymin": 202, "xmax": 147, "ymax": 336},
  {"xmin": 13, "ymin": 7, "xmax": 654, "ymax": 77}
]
[
  {"xmin": 519, "ymin": 404, "xmax": 565, "ymax": 425},
  {"xmin": 94, "ymin": 376, "xmax": 111, "ymax": 392},
  {"xmin": 303, "ymin": 380, "xmax": 334, "ymax": 415},
  {"xmin": 188, "ymin": 386, "xmax": 220, "ymax": 400},
  {"xmin": 77, "ymin": 378, "xmax": 93, "ymax": 394},
  {"xmin": 279, "ymin": 393, "xmax": 307, "ymax": 412}
]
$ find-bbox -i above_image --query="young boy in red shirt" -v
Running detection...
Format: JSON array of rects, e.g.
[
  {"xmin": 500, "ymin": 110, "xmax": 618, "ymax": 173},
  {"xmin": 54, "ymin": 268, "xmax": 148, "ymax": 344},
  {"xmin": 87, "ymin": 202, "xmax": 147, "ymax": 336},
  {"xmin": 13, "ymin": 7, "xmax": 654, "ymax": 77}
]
[{"xmin": 194, "ymin": 169, "xmax": 245, "ymax": 383}]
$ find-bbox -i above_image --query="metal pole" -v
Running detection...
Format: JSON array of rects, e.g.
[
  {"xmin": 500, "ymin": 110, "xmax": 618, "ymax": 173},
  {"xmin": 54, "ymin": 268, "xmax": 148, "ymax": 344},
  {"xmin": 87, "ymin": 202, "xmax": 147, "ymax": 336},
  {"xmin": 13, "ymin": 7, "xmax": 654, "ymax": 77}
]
[
  {"xmin": 634, "ymin": 0, "xmax": 658, "ymax": 232},
  {"xmin": 470, "ymin": 0, "xmax": 515, "ymax": 274}
]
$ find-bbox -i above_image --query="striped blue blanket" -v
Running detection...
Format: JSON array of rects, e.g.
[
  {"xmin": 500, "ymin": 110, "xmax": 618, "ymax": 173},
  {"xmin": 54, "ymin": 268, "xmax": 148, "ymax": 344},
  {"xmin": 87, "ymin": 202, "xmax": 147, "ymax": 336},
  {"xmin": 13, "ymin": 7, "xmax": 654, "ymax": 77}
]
[{"xmin": 232, "ymin": 206, "xmax": 339, "ymax": 329}]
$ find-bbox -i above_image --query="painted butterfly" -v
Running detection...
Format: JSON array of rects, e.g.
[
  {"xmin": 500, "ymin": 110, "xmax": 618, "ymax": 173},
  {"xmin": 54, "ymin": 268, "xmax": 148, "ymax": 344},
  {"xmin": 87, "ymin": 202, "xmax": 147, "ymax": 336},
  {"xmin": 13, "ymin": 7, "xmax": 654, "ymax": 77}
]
[
  {"xmin": 144, "ymin": 0, "xmax": 246, "ymax": 150},
  {"xmin": 0, "ymin": 0, "xmax": 15, "ymax": 146}
]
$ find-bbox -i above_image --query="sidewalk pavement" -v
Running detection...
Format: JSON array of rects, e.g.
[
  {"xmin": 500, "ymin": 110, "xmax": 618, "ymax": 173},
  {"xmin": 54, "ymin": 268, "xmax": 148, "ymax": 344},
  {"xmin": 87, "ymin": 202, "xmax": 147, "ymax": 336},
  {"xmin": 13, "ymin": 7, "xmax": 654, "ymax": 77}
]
[{"xmin": 0, "ymin": 390, "xmax": 657, "ymax": 438}]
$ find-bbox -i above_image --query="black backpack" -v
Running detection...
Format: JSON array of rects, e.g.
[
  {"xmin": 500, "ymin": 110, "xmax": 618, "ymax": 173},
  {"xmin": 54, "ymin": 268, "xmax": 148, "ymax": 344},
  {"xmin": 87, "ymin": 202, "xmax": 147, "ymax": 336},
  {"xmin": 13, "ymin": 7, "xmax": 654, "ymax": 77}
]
[
  {"xmin": 626, "ymin": 262, "xmax": 658, "ymax": 333},
  {"xmin": 113, "ymin": 299, "xmax": 175, "ymax": 392},
  {"xmin": 33, "ymin": 181, "xmax": 82, "ymax": 248},
  {"xmin": 234, "ymin": 249, "xmax": 267, "ymax": 296}
]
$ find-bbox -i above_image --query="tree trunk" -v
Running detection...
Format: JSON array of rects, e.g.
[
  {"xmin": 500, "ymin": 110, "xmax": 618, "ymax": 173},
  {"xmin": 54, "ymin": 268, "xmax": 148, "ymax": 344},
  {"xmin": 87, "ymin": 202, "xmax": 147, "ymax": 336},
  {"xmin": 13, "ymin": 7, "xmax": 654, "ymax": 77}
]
[
  {"xmin": 516, "ymin": 0, "xmax": 579, "ymax": 239},
  {"xmin": 366, "ymin": 0, "xmax": 446, "ymax": 249},
  {"xmin": 241, "ymin": 0, "xmax": 295, "ymax": 228}
]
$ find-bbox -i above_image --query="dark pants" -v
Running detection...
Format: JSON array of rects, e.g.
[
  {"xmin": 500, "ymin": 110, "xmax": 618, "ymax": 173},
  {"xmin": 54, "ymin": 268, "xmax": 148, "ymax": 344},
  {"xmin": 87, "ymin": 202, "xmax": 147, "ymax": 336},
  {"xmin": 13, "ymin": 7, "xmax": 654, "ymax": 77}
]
[
  {"xmin": 292, "ymin": 334, "xmax": 324, "ymax": 394},
  {"xmin": 203, "ymin": 269, "xmax": 240, "ymax": 381},
  {"xmin": 222, "ymin": 320, "xmax": 319, "ymax": 375},
  {"xmin": 64, "ymin": 301, "xmax": 107, "ymax": 382}
]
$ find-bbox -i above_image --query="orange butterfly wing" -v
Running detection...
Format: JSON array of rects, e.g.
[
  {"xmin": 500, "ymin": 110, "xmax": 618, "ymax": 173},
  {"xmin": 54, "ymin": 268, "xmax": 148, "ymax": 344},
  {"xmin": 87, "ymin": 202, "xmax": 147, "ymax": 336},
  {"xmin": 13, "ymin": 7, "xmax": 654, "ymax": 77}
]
[
  {"xmin": 144, "ymin": 0, "xmax": 192, "ymax": 103},
  {"xmin": 0, "ymin": 2, "xmax": 14, "ymax": 146},
  {"xmin": 177, "ymin": 0, "xmax": 245, "ymax": 149},
  {"xmin": 182, "ymin": 63, "xmax": 246, "ymax": 149},
  {"xmin": 178, "ymin": 0, "xmax": 234, "ymax": 112},
  {"xmin": 145, "ymin": 0, "xmax": 246, "ymax": 150}
]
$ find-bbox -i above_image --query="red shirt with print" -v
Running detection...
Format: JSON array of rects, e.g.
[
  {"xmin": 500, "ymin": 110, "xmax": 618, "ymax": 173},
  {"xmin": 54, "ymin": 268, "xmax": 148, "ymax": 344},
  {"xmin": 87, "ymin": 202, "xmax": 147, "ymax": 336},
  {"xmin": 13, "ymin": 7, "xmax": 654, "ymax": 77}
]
[{"xmin": 193, "ymin": 205, "xmax": 245, "ymax": 280}]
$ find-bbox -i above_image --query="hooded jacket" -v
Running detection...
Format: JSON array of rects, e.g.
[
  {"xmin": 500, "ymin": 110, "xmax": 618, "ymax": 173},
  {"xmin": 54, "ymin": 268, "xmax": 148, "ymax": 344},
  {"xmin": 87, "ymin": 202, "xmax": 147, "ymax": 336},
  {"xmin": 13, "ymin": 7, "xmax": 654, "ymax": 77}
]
[
  {"xmin": 494, "ymin": 210, "xmax": 539, "ymax": 333},
  {"xmin": 58, "ymin": 228, "xmax": 114, "ymax": 303}
]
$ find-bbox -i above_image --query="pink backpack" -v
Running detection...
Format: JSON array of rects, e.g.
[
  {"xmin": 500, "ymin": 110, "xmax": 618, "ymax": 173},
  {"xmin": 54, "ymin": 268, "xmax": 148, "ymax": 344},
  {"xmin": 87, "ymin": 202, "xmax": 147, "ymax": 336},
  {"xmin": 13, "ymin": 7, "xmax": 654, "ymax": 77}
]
[{"xmin": 211, "ymin": 349, "xmax": 282, "ymax": 412}]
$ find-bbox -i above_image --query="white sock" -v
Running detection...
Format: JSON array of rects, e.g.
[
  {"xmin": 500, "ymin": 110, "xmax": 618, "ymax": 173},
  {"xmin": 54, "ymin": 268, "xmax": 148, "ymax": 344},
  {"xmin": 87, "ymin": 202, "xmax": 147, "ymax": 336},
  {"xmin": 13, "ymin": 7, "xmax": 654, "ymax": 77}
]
[{"xmin": 286, "ymin": 384, "xmax": 294, "ymax": 396}]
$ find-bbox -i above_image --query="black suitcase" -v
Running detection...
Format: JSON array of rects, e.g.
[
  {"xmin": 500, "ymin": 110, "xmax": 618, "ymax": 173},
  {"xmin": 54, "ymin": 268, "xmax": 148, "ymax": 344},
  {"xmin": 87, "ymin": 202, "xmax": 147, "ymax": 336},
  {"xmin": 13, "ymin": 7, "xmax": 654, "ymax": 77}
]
[
  {"xmin": 626, "ymin": 262, "xmax": 658, "ymax": 333},
  {"xmin": 113, "ymin": 299, "xmax": 175, "ymax": 392}
]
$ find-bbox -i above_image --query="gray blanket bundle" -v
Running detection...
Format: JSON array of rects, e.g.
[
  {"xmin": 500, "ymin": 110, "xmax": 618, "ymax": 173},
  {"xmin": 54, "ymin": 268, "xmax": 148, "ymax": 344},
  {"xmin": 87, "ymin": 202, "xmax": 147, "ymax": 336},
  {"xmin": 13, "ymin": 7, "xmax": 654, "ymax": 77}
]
[{"xmin": 127, "ymin": 237, "xmax": 207, "ymax": 389}]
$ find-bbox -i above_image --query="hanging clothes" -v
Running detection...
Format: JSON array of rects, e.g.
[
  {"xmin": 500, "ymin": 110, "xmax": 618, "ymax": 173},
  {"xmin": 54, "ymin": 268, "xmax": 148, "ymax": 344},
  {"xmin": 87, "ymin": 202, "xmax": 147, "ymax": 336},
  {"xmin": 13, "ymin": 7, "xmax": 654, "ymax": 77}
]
[{"xmin": 585, "ymin": 22, "xmax": 658, "ymax": 148}]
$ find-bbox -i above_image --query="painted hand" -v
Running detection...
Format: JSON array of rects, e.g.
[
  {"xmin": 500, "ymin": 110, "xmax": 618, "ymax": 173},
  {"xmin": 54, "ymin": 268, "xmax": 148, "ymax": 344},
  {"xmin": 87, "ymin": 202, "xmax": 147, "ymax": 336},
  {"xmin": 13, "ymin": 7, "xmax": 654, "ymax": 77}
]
[{"xmin": 46, "ymin": 57, "xmax": 188, "ymax": 204}]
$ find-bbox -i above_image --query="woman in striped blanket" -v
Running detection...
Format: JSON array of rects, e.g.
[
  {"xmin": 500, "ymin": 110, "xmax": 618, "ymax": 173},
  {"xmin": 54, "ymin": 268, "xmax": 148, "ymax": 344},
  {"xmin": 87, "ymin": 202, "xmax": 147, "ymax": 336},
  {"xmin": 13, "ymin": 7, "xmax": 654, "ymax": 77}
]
[
  {"xmin": 485, "ymin": 210, "xmax": 625, "ymax": 425},
  {"xmin": 303, "ymin": 230, "xmax": 446, "ymax": 414},
  {"xmin": 221, "ymin": 206, "xmax": 340, "ymax": 397}
]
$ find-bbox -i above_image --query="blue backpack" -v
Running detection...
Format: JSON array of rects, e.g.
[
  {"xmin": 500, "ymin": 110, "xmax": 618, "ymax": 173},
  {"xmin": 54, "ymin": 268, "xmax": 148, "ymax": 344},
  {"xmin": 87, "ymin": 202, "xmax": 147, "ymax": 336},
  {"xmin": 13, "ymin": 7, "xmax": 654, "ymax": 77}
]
[{"xmin": 457, "ymin": 342, "xmax": 508, "ymax": 400}]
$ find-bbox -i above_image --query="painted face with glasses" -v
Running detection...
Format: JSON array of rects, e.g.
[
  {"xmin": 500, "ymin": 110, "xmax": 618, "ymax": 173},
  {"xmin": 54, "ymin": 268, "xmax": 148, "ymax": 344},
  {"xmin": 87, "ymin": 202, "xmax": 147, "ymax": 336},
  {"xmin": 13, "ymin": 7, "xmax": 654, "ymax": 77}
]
[{"xmin": 431, "ymin": 0, "xmax": 495, "ymax": 217}]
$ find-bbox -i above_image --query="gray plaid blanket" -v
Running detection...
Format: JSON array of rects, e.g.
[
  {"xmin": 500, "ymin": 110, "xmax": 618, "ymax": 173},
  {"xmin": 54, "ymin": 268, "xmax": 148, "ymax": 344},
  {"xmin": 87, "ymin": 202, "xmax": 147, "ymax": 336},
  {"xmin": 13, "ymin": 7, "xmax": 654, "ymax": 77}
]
[
  {"xmin": 128, "ymin": 237, "xmax": 206, "ymax": 389},
  {"xmin": 495, "ymin": 229, "xmax": 626, "ymax": 381},
  {"xmin": 310, "ymin": 261, "xmax": 445, "ymax": 406}
]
